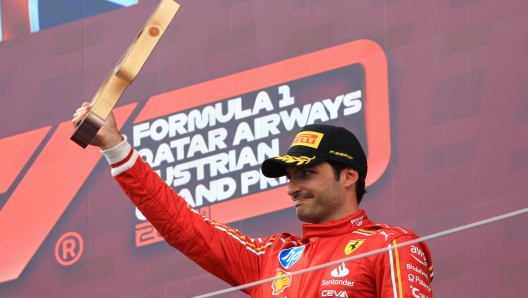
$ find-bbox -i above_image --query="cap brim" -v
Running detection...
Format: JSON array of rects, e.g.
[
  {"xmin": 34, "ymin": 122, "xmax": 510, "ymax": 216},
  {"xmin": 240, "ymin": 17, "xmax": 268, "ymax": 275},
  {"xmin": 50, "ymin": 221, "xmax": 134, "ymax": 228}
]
[{"xmin": 261, "ymin": 155, "xmax": 326, "ymax": 178}]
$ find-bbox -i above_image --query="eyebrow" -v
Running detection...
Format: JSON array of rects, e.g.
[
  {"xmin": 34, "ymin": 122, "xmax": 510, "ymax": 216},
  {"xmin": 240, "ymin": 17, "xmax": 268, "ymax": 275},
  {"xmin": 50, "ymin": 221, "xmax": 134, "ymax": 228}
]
[{"xmin": 286, "ymin": 166, "xmax": 314, "ymax": 176}]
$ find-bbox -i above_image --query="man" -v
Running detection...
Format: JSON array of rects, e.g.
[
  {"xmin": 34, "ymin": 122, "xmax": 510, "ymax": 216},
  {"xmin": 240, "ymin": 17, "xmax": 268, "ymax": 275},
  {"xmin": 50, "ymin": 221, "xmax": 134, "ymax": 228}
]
[{"xmin": 73, "ymin": 103, "xmax": 434, "ymax": 297}]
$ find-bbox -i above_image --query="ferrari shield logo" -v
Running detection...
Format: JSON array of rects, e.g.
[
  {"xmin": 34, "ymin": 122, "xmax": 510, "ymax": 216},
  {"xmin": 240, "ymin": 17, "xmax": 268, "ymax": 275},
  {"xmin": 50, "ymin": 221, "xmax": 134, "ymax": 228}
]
[{"xmin": 344, "ymin": 240, "xmax": 364, "ymax": 255}]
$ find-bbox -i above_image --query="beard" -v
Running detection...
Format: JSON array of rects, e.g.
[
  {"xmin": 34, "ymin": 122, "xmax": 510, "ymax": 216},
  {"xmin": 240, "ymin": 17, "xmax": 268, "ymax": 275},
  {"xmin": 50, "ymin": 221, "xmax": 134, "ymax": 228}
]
[{"xmin": 294, "ymin": 184, "xmax": 344, "ymax": 224}]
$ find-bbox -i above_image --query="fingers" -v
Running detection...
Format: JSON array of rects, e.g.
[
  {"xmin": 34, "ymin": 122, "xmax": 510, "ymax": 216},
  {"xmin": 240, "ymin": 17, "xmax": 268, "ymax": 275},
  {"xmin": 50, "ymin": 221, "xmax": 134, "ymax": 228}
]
[
  {"xmin": 77, "ymin": 102, "xmax": 92, "ymax": 112},
  {"xmin": 72, "ymin": 102, "xmax": 92, "ymax": 127}
]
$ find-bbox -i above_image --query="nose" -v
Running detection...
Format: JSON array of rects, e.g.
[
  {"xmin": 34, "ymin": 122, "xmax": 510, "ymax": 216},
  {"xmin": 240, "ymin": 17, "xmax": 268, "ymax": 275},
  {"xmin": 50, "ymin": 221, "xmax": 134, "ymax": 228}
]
[{"xmin": 286, "ymin": 178, "xmax": 301, "ymax": 197}]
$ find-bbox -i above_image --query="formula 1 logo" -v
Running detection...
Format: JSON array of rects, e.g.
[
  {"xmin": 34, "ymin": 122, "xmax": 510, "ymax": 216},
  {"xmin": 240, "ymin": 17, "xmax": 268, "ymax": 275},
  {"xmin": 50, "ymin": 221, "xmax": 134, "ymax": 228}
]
[{"xmin": 0, "ymin": 105, "xmax": 136, "ymax": 284}]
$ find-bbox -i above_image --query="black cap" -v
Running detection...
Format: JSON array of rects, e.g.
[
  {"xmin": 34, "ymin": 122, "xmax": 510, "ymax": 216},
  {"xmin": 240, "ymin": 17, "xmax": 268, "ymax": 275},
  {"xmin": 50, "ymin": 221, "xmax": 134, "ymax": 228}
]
[{"xmin": 261, "ymin": 124, "xmax": 367, "ymax": 178}]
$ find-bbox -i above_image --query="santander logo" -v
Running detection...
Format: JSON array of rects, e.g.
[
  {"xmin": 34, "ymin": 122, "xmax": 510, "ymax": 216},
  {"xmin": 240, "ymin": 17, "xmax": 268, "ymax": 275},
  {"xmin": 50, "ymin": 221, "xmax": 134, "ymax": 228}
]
[{"xmin": 331, "ymin": 262, "xmax": 350, "ymax": 277}]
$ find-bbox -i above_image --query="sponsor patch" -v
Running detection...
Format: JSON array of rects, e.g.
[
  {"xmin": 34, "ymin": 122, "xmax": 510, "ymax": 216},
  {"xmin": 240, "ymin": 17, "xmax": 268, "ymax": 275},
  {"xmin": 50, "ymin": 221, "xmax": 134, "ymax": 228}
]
[
  {"xmin": 350, "ymin": 216, "xmax": 364, "ymax": 227},
  {"xmin": 378, "ymin": 231, "xmax": 393, "ymax": 241},
  {"xmin": 290, "ymin": 131, "xmax": 324, "ymax": 149},
  {"xmin": 344, "ymin": 240, "xmax": 364, "ymax": 255},
  {"xmin": 406, "ymin": 263, "xmax": 429, "ymax": 280},
  {"xmin": 321, "ymin": 279, "xmax": 354, "ymax": 287},
  {"xmin": 330, "ymin": 262, "xmax": 349, "ymax": 277},
  {"xmin": 411, "ymin": 254, "xmax": 427, "ymax": 266},
  {"xmin": 279, "ymin": 246, "xmax": 305, "ymax": 269},
  {"xmin": 411, "ymin": 286, "xmax": 430, "ymax": 298},
  {"xmin": 321, "ymin": 289, "xmax": 349, "ymax": 297},
  {"xmin": 410, "ymin": 245, "xmax": 427, "ymax": 263},
  {"xmin": 272, "ymin": 269, "xmax": 292, "ymax": 295},
  {"xmin": 329, "ymin": 150, "xmax": 353, "ymax": 160}
]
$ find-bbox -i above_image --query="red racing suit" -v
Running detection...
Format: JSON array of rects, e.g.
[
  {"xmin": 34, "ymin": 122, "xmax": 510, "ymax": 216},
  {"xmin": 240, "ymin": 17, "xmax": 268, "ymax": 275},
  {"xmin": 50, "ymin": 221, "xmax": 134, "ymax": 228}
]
[{"xmin": 103, "ymin": 139, "xmax": 434, "ymax": 297}]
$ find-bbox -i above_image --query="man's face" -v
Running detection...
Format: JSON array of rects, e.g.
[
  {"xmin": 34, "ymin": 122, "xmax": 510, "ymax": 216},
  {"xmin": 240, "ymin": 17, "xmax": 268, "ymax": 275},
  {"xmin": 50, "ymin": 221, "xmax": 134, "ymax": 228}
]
[{"xmin": 285, "ymin": 162, "xmax": 349, "ymax": 224}]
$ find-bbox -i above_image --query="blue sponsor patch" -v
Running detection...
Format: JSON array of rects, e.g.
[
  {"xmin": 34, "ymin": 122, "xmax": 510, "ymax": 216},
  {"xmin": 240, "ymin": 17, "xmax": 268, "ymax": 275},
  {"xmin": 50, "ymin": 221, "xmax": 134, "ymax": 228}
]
[{"xmin": 278, "ymin": 246, "xmax": 305, "ymax": 269}]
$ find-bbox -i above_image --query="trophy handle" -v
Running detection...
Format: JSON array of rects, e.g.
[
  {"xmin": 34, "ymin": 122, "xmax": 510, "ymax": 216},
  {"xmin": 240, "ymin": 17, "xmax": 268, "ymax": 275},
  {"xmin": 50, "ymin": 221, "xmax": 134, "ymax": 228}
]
[{"xmin": 71, "ymin": 0, "xmax": 180, "ymax": 148}]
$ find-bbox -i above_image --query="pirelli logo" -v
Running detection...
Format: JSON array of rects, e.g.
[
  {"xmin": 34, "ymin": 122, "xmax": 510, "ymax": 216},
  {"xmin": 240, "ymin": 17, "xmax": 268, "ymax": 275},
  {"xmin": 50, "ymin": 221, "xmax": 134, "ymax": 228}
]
[{"xmin": 290, "ymin": 131, "xmax": 324, "ymax": 149}]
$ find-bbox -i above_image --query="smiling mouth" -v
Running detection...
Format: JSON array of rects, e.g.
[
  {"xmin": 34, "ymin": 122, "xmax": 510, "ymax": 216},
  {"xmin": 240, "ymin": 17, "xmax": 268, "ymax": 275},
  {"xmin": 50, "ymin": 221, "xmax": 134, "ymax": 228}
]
[
  {"xmin": 292, "ymin": 192, "xmax": 314, "ymax": 206},
  {"xmin": 293, "ymin": 198, "xmax": 310, "ymax": 207}
]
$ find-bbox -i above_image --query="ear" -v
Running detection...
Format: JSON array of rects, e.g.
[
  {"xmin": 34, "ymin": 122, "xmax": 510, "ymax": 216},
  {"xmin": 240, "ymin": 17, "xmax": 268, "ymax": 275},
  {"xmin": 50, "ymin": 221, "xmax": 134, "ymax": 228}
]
[{"xmin": 342, "ymin": 168, "xmax": 359, "ymax": 189}]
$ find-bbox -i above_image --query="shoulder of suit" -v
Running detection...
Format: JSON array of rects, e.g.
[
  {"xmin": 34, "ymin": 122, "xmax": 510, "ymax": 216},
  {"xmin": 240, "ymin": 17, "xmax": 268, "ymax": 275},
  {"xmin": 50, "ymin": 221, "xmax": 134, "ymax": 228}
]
[
  {"xmin": 378, "ymin": 223, "xmax": 418, "ymax": 236},
  {"xmin": 276, "ymin": 232, "xmax": 303, "ymax": 243},
  {"xmin": 354, "ymin": 223, "xmax": 419, "ymax": 244}
]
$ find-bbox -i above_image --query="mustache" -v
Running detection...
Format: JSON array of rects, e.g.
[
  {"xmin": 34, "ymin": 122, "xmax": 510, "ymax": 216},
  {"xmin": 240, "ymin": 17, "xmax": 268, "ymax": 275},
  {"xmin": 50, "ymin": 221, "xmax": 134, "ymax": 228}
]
[{"xmin": 292, "ymin": 192, "xmax": 314, "ymax": 200}]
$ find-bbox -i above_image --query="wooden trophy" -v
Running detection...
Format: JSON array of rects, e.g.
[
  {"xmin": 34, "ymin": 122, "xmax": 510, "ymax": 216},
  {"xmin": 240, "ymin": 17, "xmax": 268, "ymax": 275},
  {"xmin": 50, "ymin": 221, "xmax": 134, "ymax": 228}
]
[{"xmin": 71, "ymin": 0, "xmax": 180, "ymax": 148}]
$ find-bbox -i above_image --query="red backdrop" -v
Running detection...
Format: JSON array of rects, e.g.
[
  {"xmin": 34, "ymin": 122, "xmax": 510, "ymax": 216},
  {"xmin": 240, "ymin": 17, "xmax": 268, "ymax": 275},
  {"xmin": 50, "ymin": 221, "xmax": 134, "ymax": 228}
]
[{"xmin": 1, "ymin": 0, "xmax": 528, "ymax": 297}]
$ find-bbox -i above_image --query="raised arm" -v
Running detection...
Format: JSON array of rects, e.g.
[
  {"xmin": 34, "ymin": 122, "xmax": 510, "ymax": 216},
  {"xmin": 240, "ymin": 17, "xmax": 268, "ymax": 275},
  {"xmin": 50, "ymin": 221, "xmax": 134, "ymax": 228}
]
[{"xmin": 72, "ymin": 104, "xmax": 271, "ymax": 294}]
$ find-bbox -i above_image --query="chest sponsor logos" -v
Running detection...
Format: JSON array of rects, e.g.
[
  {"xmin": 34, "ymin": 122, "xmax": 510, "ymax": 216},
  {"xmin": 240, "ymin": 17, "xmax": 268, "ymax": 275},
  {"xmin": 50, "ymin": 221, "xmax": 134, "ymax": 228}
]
[
  {"xmin": 411, "ymin": 286, "xmax": 430, "ymax": 298},
  {"xmin": 331, "ymin": 262, "xmax": 349, "ymax": 277},
  {"xmin": 408, "ymin": 274, "xmax": 432, "ymax": 293},
  {"xmin": 321, "ymin": 279, "xmax": 355, "ymax": 287},
  {"xmin": 406, "ymin": 264, "xmax": 429, "ymax": 280},
  {"xmin": 272, "ymin": 269, "xmax": 292, "ymax": 295},
  {"xmin": 408, "ymin": 273, "xmax": 415, "ymax": 283},
  {"xmin": 410, "ymin": 245, "xmax": 427, "ymax": 265},
  {"xmin": 322, "ymin": 262, "xmax": 354, "ymax": 287},
  {"xmin": 410, "ymin": 254, "xmax": 427, "ymax": 267},
  {"xmin": 279, "ymin": 246, "xmax": 305, "ymax": 269},
  {"xmin": 344, "ymin": 240, "xmax": 364, "ymax": 255},
  {"xmin": 321, "ymin": 289, "xmax": 349, "ymax": 297}
]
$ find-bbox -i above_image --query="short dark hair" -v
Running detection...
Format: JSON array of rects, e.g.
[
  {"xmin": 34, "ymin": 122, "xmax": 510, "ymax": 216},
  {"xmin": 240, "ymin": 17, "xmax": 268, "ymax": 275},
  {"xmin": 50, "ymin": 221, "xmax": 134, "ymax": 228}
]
[{"xmin": 326, "ymin": 160, "xmax": 367, "ymax": 204}]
